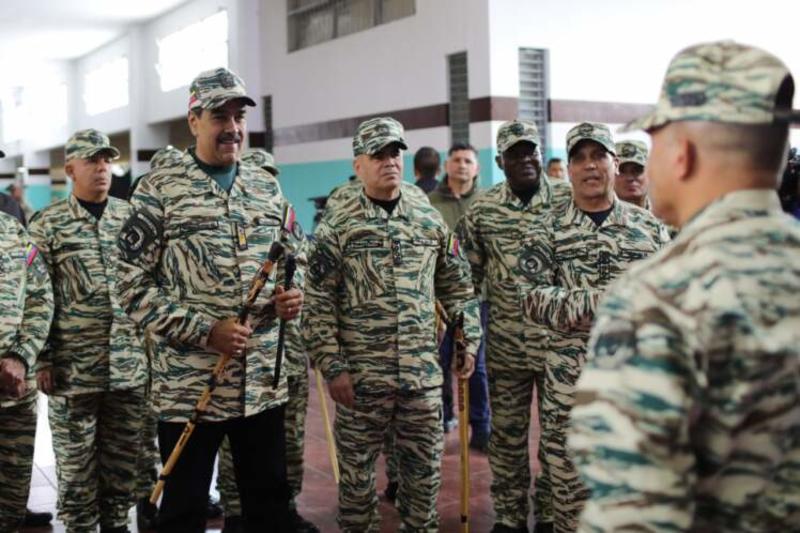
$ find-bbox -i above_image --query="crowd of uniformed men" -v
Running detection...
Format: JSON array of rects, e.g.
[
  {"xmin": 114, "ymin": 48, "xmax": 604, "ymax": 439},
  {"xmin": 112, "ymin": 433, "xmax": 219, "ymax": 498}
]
[{"xmin": 0, "ymin": 38, "xmax": 799, "ymax": 533}]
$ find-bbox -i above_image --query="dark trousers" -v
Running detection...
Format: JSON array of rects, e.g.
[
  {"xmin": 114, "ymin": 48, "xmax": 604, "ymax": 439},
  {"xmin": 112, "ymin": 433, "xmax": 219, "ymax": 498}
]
[
  {"xmin": 441, "ymin": 301, "xmax": 491, "ymax": 436},
  {"xmin": 157, "ymin": 405, "xmax": 290, "ymax": 533}
]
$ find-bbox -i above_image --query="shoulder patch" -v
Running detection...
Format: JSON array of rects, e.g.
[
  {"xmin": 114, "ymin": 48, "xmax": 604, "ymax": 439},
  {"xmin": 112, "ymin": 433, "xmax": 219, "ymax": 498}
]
[{"xmin": 118, "ymin": 209, "xmax": 161, "ymax": 261}]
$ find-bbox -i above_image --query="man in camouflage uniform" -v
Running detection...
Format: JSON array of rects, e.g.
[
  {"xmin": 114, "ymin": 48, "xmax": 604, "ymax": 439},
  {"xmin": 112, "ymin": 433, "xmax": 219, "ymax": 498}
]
[
  {"xmin": 303, "ymin": 117, "xmax": 481, "ymax": 532},
  {"xmin": 613, "ymin": 140, "xmax": 651, "ymax": 209},
  {"xmin": 214, "ymin": 146, "xmax": 319, "ymax": 533},
  {"xmin": 0, "ymin": 152, "xmax": 54, "ymax": 532},
  {"xmin": 29, "ymin": 130, "xmax": 148, "ymax": 533},
  {"xmin": 522, "ymin": 122, "xmax": 669, "ymax": 532},
  {"xmin": 568, "ymin": 40, "xmax": 800, "ymax": 532},
  {"xmin": 457, "ymin": 119, "xmax": 571, "ymax": 533},
  {"xmin": 116, "ymin": 67, "xmax": 305, "ymax": 533}
]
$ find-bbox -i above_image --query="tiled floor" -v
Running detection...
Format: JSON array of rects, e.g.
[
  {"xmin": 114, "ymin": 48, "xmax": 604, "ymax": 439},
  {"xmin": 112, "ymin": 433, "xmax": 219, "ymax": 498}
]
[{"xmin": 23, "ymin": 372, "xmax": 542, "ymax": 532}]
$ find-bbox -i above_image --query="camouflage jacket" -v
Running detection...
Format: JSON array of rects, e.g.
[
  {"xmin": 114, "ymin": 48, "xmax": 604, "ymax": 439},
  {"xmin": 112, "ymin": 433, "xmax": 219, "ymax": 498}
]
[
  {"xmin": 0, "ymin": 213, "xmax": 53, "ymax": 407},
  {"xmin": 117, "ymin": 152, "xmax": 306, "ymax": 422},
  {"xmin": 303, "ymin": 186, "xmax": 481, "ymax": 392},
  {"xmin": 523, "ymin": 197, "xmax": 669, "ymax": 340},
  {"xmin": 569, "ymin": 190, "xmax": 800, "ymax": 531},
  {"xmin": 29, "ymin": 195, "xmax": 146, "ymax": 395},
  {"xmin": 457, "ymin": 174, "xmax": 572, "ymax": 372}
]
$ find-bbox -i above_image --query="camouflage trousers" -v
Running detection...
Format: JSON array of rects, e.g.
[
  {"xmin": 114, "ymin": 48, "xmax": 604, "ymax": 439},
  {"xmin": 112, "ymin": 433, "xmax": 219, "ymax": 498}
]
[
  {"xmin": 135, "ymin": 397, "xmax": 159, "ymax": 500},
  {"xmin": 488, "ymin": 368, "xmax": 553, "ymax": 529},
  {"xmin": 540, "ymin": 348, "xmax": 590, "ymax": 533},
  {"xmin": 336, "ymin": 385, "xmax": 443, "ymax": 533},
  {"xmin": 217, "ymin": 369, "xmax": 310, "ymax": 516},
  {"xmin": 49, "ymin": 387, "xmax": 146, "ymax": 532},
  {"xmin": 0, "ymin": 396, "xmax": 36, "ymax": 532}
]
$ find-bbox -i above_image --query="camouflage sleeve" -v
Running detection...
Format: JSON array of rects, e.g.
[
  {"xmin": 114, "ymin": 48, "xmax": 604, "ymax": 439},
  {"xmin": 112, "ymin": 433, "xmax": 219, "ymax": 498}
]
[
  {"xmin": 435, "ymin": 230, "xmax": 481, "ymax": 355},
  {"xmin": 523, "ymin": 281, "xmax": 603, "ymax": 333},
  {"xmin": 27, "ymin": 214, "xmax": 57, "ymax": 370},
  {"xmin": 281, "ymin": 214, "xmax": 309, "ymax": 368},
  {"xmin": 9, "ymin": 225, "xmax": 54, "ymax": 372},
  {"xmin": 301, "ymin": 220, "xmax": 346, "ymax": 381},
  {"xmin": 455, "ymin": 211, "xmax": 485, "ymax": 296},
  {"xmin": 568, "ymin": 282, "xmax": 695, "ymax": 532},
  {"xmin": 116, "ymin": 177, "xmax": 217, "ymax": 348}
]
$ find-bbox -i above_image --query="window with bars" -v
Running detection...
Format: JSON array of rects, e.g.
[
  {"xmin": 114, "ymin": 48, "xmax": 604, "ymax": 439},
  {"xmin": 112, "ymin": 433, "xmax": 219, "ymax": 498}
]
[
  {"xmin": 518, "ymin": 48, "xmax": 550, "ymax": 157},
  {"xmin": 288, "ymin": 0, "xmax": 415, "ymax": 52},
  {"xmin": 448, "ymin": 51, "xmax": 469, "ymax": 145}
]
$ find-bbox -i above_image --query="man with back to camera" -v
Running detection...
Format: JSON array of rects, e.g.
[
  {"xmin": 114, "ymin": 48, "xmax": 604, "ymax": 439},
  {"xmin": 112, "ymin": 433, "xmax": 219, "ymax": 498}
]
[
  {"xmin": 569, "ymin": 40, "xmax": 800, "ymax": 532},
  {"xmin": 116, "ymin": 67, "xmax": 305, "ymax": 533}
]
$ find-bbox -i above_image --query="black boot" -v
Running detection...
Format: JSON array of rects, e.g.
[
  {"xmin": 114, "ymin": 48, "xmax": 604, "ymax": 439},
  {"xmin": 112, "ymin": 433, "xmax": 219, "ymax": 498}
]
[{"xmin": 23, "ymin": 509, "xmax": 53, "ymax": 527}]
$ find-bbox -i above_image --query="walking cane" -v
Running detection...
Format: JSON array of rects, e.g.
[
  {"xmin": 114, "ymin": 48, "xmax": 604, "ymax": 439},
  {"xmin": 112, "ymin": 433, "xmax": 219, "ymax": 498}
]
[
  {"xmin": 150, "ymin": 241, "xmax": 285, "ymax": 504},
  {"xmin": 315, "ymin": 366, "xmax": 340, "ymax": 484},
  {"xmin": 453, "ymin": 311, "xmax": 470, "ymax": 532},
  {"xmin": 272, "ymin": 254, "xmax": 297, "ymax": 388}
]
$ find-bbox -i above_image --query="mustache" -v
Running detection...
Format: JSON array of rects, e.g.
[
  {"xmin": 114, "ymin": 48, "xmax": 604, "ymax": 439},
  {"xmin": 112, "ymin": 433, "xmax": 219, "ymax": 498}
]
[{"xmin": 218, "ymin": 133, "xmax": 243, "ymax": 143}]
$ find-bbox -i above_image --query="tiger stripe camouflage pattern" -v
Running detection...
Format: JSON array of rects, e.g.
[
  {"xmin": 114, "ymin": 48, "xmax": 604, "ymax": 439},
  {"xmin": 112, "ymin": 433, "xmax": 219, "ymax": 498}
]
[
  {"xmin": 522, "ymin": 197, "xmax": 669, "ymax": 532},
  {"xmin": 569, "ymin": 190, "xmax": 800, "ymax": 531},
  {"xmin": 29, "ymin": 193, "xmax": 148, "ymax": 531},
  {"xmin": 117, "ymin": 149, "xmax": 306, "ymax": 422},
  {"xmin": 28, "ymin": 195, "xmax": 147, "ymax": 393},
  {"xmin": 456, "ymin": 171, "xmax": 571, "ymax": 528},
  {"xmin": 0, "ymin": 212, "xmax": 53, "ymax": 532},
  {"xmin": 303, "ymin": 180, "xmax": 481, "ymax": 531}
]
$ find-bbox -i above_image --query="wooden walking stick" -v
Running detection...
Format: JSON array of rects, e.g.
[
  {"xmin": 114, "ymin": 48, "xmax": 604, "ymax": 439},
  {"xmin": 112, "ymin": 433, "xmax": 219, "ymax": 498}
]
[
  {"xmin": 272, "ymin": 254, "xmax": 297, "ymax": 388},
  {"xmin": 315, "ymin": 366, "xmax": 340, "ymax": 484},
  {"xmin": 150, "ymin": 241, "xmax": 285, "ymax": 504},
  {"xmin": 453, "ymin": 311, "xmax": 470, "ymax": 532}
]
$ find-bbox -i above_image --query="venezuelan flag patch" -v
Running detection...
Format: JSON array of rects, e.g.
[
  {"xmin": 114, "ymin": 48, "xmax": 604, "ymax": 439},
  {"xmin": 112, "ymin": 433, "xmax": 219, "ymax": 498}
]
[
  {"xmin": 446, "ymin": 234, "xmax": 460, "ymax": 257},
  {"xmin": 25, "ymin": 243, "xmax": 39, "ymax": 267}
]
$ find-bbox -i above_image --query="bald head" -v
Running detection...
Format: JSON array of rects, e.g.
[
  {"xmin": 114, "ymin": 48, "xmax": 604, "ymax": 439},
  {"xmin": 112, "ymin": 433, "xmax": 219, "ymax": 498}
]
[{"xmin": 647, "ymin": 121, "xmax": 790, "ymax": 227}]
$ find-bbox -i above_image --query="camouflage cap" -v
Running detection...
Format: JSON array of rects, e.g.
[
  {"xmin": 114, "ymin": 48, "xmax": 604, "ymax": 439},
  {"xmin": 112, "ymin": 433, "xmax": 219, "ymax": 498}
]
[
  {"xmin": 188, "ymin": 67, "xmax": 256, "ymax": 111},
  {"xmin": 496, "ymin": 120, "xmax": 540, "ymax": 153},
  {"xmin": 352, "ymin": 117, "xmax": 408, "ymax": 157},
  {"xmin": 241, "ymin": 148, "xmax": 279, "ymax": 175},
  {"xmin": 150, "ymin": 145, "xmax": 184, "ymax": 170},
  {"xmin": 65, "ymin": 129, "xmax": 120, "ymax": 162},
  {"xmin": 621, "ymin": 40, "xmax": 800, "ymax": 132},
  {"xmin": 615, "ymin": 140, "xmax": 648, "ymax": 167},
  {"xmin": 566, "ymin": 122, "xmax": 616, "ymax": 157}
]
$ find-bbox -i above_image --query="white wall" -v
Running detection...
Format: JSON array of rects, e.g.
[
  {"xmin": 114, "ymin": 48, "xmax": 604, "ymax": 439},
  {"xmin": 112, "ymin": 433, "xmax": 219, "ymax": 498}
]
[
  {"xmin": 489, "ymin": 0, "xmax": 800, "ymax": 104},
  {"xmin": 261, "ymin": 0, "xmax": 491, "ymax": 148}
]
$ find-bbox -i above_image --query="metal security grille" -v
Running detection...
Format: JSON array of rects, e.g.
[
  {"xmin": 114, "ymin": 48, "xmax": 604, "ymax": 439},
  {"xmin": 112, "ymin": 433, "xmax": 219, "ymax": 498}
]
[
  {"xmin": 518, "ymin": 48, "xmax": 550, "ymax": 157},
  {"xmin": 263, "ymin": 95, "xmax": 274, "ymax": 152},
  {"xmin": 288, "ymin": 0, "xmax": 415, "ymax": 52},
  {"xmin": 448, "ymin": 51, "xmax": 469, "ymax": 145}
]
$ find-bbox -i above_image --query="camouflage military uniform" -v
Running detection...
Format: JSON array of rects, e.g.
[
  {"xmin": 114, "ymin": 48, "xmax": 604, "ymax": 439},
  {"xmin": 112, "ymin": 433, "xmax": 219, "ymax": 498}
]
[
  {"xmin": 117, "ymin": 68, "xmax": 305, "ymax": 531},
  {"xmin": 0, "ymin": 212, "xmax": 53, "ymax": 532},
  {"xmin": 303, "ymin": 117, "xmax": 481, "ymax": 532},
  {"xmin": 457, "ymin": 120, "xmax": 571, "ymax": 529},
  {"xmin": 522, "ymin": 122, "xmax": 669, "ymax": 531},
  {"xmin": 569, "ymin": 41, "xmax": 800, "ymax": 532},
  {"xmin": 29, "ymin": 130, "xmax": 148, "ymax": 533}
]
